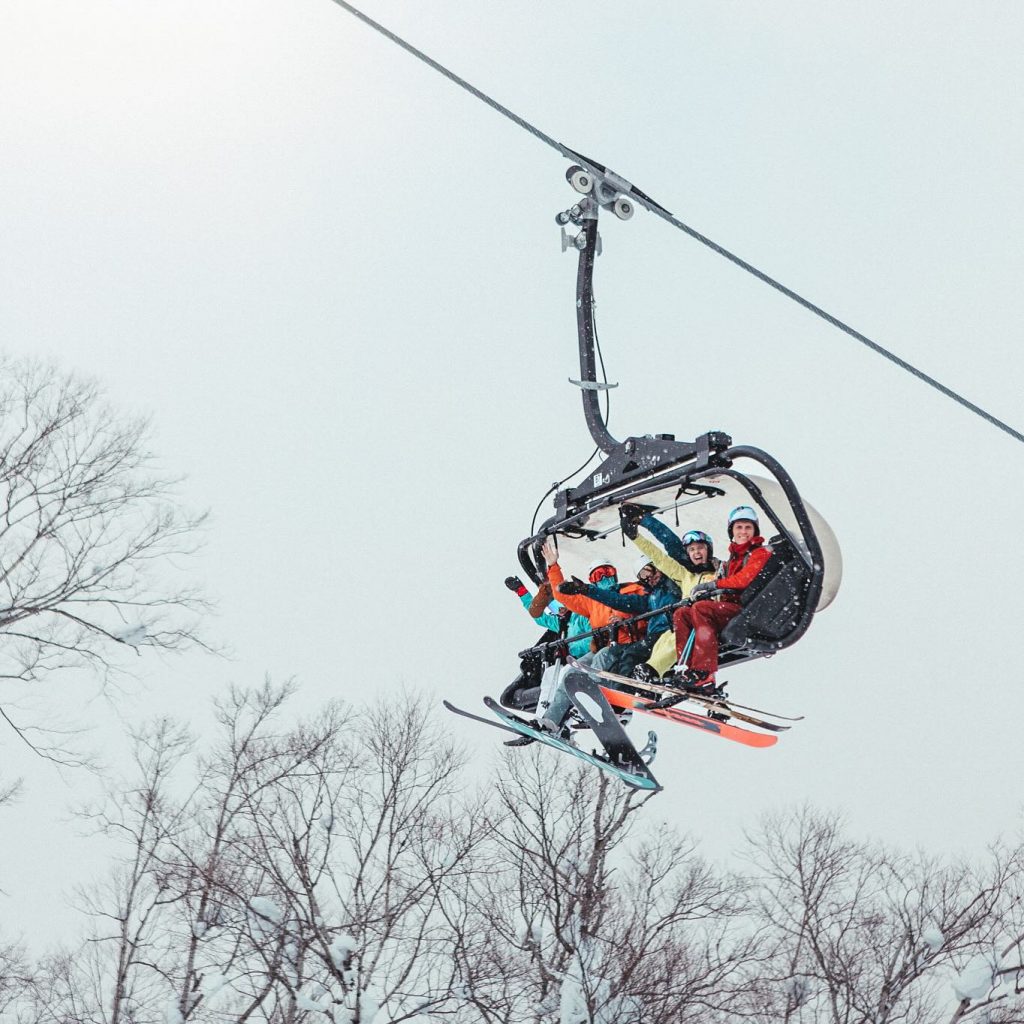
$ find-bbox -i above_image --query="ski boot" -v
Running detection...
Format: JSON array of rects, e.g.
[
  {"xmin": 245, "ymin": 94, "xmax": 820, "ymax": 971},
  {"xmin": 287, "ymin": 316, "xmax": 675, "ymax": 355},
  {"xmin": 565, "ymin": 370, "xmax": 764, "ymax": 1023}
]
[
  {"xmin": 503, "ymin": 713, "xmax": 568, "ymax": 748},
  {"xmin": 538, "ymin": 716, "xmax": 576, "ymax": 744},
  {"xmin": 631, "ymin": 663, "xmax": 661, "ymax": 686},
  {"xmin": 651, "ymin": 668, "xmax": 718, "ymax": 709}
]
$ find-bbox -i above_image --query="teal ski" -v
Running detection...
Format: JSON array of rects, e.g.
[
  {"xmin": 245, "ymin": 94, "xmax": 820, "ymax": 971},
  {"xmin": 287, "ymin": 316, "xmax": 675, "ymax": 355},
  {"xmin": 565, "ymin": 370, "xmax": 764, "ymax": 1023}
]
[{"xmin": 443, "ymin": 699, "xmax": 661, "ymax": 792}]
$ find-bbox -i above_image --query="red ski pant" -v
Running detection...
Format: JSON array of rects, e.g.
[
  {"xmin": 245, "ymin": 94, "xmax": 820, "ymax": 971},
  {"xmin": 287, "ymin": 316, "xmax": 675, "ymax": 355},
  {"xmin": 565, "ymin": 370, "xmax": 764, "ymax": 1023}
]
[{"xmin": 673, "ymin": 601, "xmax": 742, "ymax": 675}]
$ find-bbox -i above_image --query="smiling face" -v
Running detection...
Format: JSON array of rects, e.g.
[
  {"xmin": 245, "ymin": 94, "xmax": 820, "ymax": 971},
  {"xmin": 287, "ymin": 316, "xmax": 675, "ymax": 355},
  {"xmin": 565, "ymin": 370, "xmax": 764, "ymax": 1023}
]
[
  {"xmin": 638, "ymin": 563, "xmax": 662, "ymax": 587},
  {"xmin": 730, "ymin": 520, "xmax": 756, "ymax": 544},
  {"xmin": 685, "ymin": 541, "xmax": 709, "ymax": 565}
]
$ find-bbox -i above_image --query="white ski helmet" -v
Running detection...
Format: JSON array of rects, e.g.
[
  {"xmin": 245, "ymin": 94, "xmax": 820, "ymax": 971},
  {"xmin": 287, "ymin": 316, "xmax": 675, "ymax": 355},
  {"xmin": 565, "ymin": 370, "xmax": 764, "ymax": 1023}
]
[
  {"xmin": 634, "ymin": 556, "xmax": 656, "ymax": 578},
  {"xmin": 727, "ymin": 505, "xmax": 759, "ymax": 537},
  {"xmin": 587, "ymin": 558, "xmax": 617, "ymax": 579}
]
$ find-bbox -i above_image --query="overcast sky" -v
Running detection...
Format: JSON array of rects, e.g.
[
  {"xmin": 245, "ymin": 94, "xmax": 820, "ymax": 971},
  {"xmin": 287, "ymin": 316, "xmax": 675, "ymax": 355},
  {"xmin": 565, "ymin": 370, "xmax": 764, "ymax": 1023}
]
[{"xmin": 2, "ymin": 0, "xmax": 1023, "ymax": 946}]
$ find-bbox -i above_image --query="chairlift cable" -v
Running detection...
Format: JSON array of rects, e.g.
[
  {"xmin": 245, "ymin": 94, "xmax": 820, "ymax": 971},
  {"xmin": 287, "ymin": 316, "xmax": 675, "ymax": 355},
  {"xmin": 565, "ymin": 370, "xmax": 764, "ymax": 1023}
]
[
  {"xmin": 329, "ymin": 0, "xmax": 1024, "ymax": 448},
  {"xmin": 328, "ymin": 0, "xmax": 578, "ymax": 162}
]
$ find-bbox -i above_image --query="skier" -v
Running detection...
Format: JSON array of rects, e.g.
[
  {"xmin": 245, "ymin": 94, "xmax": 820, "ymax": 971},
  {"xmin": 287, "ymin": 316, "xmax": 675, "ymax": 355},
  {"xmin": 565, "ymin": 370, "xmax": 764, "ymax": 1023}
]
[
  {"xmin": 532, "ymin": 539, "xmax": 643, "ymax": 738},
  {"xmin": 619, "ymin": 504, "xmax": 720, "ymax": 681},
  {"xmin": 666, "ymin": 505, "xmax": 772, "ymax": 693},
  {"xmin": 557, "ymin": 556, "xmax": 681, "ymax": 678},
  {"xmin": 500, "ymin": 575, "xmax": 590, "ymax": 710},
  {"xmin": 503, "ymin": 574, "xmax": 585, "ymax": 649}
]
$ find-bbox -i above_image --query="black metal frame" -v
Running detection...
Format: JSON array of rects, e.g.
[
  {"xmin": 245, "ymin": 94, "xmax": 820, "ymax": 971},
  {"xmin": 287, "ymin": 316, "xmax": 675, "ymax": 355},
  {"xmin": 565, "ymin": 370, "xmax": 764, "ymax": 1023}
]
[
  {"xmin": 516, "ymin": 448, "xmax": 823, "ymax": 668},
  {"xmin": 515, "ymin": 184, "xmax": 829, "ymax": 671}
]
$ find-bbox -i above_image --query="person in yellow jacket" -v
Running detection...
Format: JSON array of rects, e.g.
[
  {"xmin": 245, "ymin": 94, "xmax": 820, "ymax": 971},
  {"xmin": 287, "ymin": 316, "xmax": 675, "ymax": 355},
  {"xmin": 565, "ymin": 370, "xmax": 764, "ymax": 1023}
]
[{"xmin": 619, "ymin": 505, "xmax": 720, "ymax": 682}]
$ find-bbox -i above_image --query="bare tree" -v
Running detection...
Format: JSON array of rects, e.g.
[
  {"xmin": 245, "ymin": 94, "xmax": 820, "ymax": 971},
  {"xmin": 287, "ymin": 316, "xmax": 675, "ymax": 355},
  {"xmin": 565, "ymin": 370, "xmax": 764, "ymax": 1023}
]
[
  {"xmin": 0, "ymin": 357, "xmax": 207, "ymax": 768},
  {"xmin": 209, "ymin": 693, "xmax": 494, "ymax": 1023},
  {"xmin": 0, "ymin": 939, "xmax": 36, "ymax": 1021},
  {"xmin": 466, "ymin": 749, "xmax": 762, "ymax": 1024},
  {"xmin": 26, "ymin": 684, "xmax": 496, "ymax": 1024},
  {"xmin": 742, "ymin": 806, "xmax": 1024, "ymax": 1024},
  {"xmin": 11, "ymin": 694, "xmax": 1024, "ymax": 1024}
]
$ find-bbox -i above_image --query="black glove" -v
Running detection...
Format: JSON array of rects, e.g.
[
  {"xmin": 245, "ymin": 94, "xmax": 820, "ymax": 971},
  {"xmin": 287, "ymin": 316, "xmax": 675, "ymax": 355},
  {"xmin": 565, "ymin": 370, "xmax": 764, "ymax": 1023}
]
[
  {"xmin": 690, "ymin": 581, "xmax": 718, "ymax": 600},
  {"xmin": 620, "ymin": 502, "xmax": 649, "ymax": 520},
  {"xmin": 619, "ymin": 507, "xmax": 639, "ymax": 540},
  {"xmin": 558, "ymin": 579, "xmax": 587, "ymax": 596},
  {"xmin": 504, "ymin": 575, "xmax": 526, "ymax": 593}
]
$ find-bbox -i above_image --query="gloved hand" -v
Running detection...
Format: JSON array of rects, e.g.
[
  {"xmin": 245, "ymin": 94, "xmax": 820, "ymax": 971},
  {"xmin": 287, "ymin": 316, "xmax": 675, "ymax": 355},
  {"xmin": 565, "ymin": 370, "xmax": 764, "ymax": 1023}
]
[
  {"xmin": 504, "ymin": 575, "xmax": 526, "ymax": 593},
  {"xmin": 619, "ymin": 506, "xmax": 639, "ymax": 540},
  {"xmin": 558, "ymin": 579, "xmax": 587, "ymax": 596},
  {"xmin": 690, "ymin": 580, "xmax": 718, "ymax": 600},
  {"xmin": 619, "ymin": 503, "xmax": 651, "ymax": 539},
  {"xmin": 620, "ymin": 502, "xmax": 651, "ymax": 519}
]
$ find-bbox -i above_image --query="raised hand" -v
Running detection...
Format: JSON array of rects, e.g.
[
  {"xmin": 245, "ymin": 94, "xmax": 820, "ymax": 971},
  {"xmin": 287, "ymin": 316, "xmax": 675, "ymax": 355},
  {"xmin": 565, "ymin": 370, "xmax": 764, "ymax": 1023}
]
[{"xmin": 541, "ymin": 538, "xmax": 558, "ymax": 567}]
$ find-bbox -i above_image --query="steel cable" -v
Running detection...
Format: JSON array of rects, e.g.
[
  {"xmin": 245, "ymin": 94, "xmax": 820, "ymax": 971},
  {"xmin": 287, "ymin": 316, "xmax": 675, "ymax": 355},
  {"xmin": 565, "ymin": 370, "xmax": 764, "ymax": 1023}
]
[{"xmin": 329, "ymin": 0, "xmax": 1024, "ymax": 447}]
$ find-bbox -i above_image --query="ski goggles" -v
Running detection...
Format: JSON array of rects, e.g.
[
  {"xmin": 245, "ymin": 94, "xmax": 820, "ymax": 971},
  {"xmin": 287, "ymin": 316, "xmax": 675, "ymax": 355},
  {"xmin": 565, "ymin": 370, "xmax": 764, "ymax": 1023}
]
[
  {"xmin": 637, "ymin": 563, "xmax": 658, "ymax": 582},
  {"xmin": 681, "ymin": 531, "xmax": 712, "ymax": 546},
  {"xmin": 588, "ymin": 565, "xmax": 617, "ymax": 583}
]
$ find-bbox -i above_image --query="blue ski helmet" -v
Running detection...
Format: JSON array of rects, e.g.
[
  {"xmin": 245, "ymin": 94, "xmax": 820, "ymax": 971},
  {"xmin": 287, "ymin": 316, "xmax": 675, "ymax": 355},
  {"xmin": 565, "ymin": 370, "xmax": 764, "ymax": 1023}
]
[
  {"xmin": 727, "ymin": 505, "xmax": 759, "ymax": 538},
  {"xmin": 680, "ymin": 529, "xmax": 714, "ymax": 560}
]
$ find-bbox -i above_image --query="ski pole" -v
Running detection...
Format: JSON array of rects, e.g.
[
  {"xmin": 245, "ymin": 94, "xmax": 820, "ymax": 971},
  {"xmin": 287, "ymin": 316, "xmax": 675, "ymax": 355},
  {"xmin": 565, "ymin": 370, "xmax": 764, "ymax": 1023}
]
[{"xmin": 678, "ymin": 628, "xmax": 694, "ymax": 666}]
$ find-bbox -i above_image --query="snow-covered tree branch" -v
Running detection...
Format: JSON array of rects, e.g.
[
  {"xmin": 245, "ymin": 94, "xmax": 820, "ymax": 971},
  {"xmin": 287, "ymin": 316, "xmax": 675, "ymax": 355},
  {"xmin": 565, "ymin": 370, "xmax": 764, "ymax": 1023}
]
[
  {"xmin": 7, "ymin": 691, "xmax": 1024, "ymax": 1024},
  {"xmin": 741, "ymin": 806, "xmax": 1024, "ymax": 1023}
]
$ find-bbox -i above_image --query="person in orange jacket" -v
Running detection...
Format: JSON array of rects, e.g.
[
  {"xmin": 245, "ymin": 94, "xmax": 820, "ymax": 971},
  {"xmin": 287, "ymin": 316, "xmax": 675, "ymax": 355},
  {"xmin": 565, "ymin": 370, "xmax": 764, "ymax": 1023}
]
[
  {"xmin": 668, "ymin": 505, "xmax": 772, "ymax": 692},
  {"xmin": 534, "ymin": 539, "xmax": 639, "ymax": 737},
  {"xmin": 543, "ymin": 543, "xmax": 641, "ymax": 652}
]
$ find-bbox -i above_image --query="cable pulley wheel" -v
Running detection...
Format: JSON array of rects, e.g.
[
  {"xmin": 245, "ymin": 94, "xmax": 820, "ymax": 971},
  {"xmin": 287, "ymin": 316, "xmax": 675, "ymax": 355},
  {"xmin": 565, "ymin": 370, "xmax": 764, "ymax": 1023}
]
[
  {"xmin": 613, "ymin": 196, "xmax": 634, "ymax": 221},
  {"xmin": 567, "ymin": 167, "xmax": 593, "ymax": 195}
]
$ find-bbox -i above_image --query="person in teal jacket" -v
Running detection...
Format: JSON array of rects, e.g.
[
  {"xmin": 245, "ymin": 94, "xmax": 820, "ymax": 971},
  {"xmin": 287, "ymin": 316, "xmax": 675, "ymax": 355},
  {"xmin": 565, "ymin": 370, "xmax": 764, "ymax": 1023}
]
[
  {"xmin": 501, "ymin": 575, "xmax": 591, "ymax": 711},
  {"xmin": 504, "ymin": 575, "xmax": 591, "ymax": 658}
]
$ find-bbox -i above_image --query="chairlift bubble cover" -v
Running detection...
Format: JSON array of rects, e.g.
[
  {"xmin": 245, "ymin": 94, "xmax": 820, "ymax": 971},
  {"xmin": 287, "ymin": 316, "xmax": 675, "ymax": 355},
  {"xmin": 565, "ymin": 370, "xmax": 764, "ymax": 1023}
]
[{"xmin": 548, "ymin": 473, "xmax": 841, "ymax": 611}]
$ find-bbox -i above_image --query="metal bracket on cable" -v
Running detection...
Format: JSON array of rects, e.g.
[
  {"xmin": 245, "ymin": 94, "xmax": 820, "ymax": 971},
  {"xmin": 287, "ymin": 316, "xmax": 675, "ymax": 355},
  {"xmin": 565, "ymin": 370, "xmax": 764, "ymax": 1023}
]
[
  {"xmin": 557, "ymin": 195, "xmax": 602, "ymax": 254},
  {"xmin": 569, "ymin": 378, "xmax": 618, "ymax": 390},
  {"xmin": 560, "ymin": 226, "xmax": 601, "ymax": 254}
]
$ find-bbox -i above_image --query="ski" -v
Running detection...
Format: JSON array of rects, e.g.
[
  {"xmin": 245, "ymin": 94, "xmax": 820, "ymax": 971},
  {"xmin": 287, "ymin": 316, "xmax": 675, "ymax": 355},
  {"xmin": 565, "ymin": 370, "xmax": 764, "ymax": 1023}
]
[
  {"xmin": 567, "ymin": 657, "xmax": 802, "ymax": 723},
  {"xmin": 483, "ymin": 696, "xmax": 661, "ymax": 792},
  {"xmin": 560, "ymin": 669, "xmax": 660, "ymax": 776},
  {"xmin": 575, "ymin": 661, "xmax": 788, "ymax": 731},
  {"xmin": 583, "ymin": 664, "xmax": 788, "ymax": 733},
  {"xmin": 443, "ymin": 700, "xmax": 662, "ymax": 792},
  {"xmin": 599, "ymin": 686, "xmax": 779, "ymax": 749}
]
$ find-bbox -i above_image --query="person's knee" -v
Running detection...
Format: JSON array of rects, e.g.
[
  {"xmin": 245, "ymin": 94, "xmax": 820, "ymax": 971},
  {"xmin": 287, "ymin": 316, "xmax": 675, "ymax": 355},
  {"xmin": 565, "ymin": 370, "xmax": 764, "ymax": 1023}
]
[{"xmin": 693, "ymin": 604, "xmax": 716, "ymax": 626}]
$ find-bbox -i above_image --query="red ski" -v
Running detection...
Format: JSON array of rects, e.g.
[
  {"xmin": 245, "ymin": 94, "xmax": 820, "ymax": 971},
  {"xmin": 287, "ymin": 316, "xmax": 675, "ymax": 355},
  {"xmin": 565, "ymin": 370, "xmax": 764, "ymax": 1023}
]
[{"xmin": 600, "ymin": 686, "xmax": 778, "ymax": 749}]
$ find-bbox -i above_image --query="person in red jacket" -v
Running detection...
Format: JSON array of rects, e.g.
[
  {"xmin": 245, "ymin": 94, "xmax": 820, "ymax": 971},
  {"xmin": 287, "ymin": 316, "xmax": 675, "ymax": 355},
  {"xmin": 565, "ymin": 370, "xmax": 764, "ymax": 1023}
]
[{"xmin": 668, "ymin": 505, "xmax": 772, "ymax": 692}]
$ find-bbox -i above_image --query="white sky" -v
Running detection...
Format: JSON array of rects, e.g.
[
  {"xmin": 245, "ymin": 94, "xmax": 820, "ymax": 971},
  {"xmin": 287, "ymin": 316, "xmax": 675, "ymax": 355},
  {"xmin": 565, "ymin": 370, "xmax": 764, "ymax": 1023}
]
[{"xmin": 2, "ymin": 0, "xmax": 1023, "ymax": 947}]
